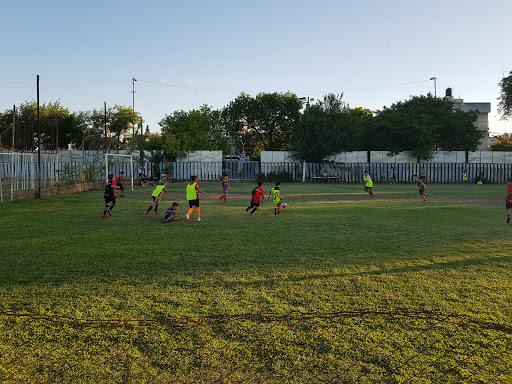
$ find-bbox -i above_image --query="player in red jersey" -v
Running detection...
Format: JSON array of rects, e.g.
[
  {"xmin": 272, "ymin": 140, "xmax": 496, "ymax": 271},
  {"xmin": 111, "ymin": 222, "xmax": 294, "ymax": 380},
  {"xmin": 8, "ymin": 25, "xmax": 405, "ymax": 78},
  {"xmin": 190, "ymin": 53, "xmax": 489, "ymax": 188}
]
[
  {"xmin": 102, "ymin": 174, "xmax": 119, "ymax": 218},
  {"xmin": 506, "ymin": 178, "xmax": 512, "ymax": 223},
  {"xmin": 246, "ymin": 181, "xmax": 264, "ymax": 215},
  {"xmin": 116, "ymin": 171, "xmax": 126, "ymax": 197}
]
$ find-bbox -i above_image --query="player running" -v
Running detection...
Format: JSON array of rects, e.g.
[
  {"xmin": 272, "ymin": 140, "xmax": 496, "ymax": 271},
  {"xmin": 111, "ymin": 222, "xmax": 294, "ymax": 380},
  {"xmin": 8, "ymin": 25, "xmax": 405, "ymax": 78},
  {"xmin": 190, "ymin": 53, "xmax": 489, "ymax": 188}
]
[
  {"xmin": 186, "ymin": 176, "xmax": 207, "ymax": 222},
  {"xmin": 413, "ymin": 175, "xmax": 430, "ymax": 201},
  {"xmin": 144, "ymin": 181, "xmax": 167, "ymax": 216},
  {"xmin": 102, "ymin": 174, "xmax": 119, "ymax": 218},
  {"xmin": 116, "ymin": 171, "xmax": 126, "ymax": 197},
  {"xmin": 363, "ymin": 171, "xmax": 375, "ymax": 198},
  {"xmin": 269, "ymin": 181, "xmax": 282, "ymax": 215},
  {"xmin": 246, "ymin": 181, "xmax": 264, "ymax": 215}
]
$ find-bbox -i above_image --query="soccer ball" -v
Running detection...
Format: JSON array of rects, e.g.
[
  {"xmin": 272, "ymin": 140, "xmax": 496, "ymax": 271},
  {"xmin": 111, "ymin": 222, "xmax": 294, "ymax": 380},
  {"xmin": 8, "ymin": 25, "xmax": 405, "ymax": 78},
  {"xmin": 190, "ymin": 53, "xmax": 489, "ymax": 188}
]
[{"xmin": 281, "ymin": 202, "xmax": 287, "ymax": 208}]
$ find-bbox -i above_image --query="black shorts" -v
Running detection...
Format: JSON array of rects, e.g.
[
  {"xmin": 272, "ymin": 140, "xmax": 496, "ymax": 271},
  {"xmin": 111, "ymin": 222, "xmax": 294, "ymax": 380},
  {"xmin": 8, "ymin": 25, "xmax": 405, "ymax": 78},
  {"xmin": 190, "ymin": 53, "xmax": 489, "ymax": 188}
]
[
  {"xmin": 250, "ymin": 202, "xmax": 260, "ymax": 208},
  {"xmin": 189, "ymin": 199, "xmax": 200, "ymax": 208},
  {"xmin": 118, "ymin": 183, "xmax": 124, "ymax": 190},
  {"xmin": 152, "ymin": 196, "xmax": 160, "ymax": 202},
  {"xmin": 507, "ymin": 203, "xmax": 512, "ymax": 209},
  {"xmin": 104, "ymin": 196, "xmax": 115, "ymax": 204}
]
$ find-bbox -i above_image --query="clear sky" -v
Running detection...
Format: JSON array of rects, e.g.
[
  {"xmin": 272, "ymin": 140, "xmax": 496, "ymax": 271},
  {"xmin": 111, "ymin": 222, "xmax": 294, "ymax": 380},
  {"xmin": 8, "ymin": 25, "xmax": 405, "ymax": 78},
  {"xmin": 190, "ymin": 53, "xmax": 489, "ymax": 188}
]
[{"xmin": 1, "ymin": 0, "xmax": 511, "ymax": 136}]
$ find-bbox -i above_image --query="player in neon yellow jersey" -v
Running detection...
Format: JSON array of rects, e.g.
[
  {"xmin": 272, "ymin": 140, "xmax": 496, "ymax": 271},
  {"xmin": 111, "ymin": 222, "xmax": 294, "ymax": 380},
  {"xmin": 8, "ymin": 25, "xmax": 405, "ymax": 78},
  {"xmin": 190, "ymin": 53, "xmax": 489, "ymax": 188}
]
[
  {"xmin": 363, "ymin": 170, "xmax": 375, "ymax": 198},
  {"xmin": 144, "ymin": 180, "xmax": 166, "ymax": 216},
  {"xmin": 186, "ymin": 175, "xmax": 207, "ymax": 222},
  {"xmin": 269, "ymin": 181, "xmax": 282, "ymax": 215}
]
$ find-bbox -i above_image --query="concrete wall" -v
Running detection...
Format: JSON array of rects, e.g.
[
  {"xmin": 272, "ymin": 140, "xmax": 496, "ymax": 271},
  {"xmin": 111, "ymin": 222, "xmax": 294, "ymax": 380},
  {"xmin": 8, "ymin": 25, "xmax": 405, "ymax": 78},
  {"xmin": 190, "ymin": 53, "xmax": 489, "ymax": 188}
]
[
  {"xmin": 176, "ymin": 151, "xmax": 223, "ymax": 162},
  {"xmin": 260, "ymin": 150, "xmax": 512, "ymax": 164}
]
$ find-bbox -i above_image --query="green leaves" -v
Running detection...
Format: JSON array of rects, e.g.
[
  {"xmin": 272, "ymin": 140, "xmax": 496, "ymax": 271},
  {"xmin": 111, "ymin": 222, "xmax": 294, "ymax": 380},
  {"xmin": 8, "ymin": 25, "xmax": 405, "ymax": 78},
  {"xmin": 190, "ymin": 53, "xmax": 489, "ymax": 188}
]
[
  {"xmin": 498, "ymin": 71, "xmax": 512, "ymax": 120},
  {"xmin": 159, "ymin": 105, "xmax": 229, "ymax": 158}
]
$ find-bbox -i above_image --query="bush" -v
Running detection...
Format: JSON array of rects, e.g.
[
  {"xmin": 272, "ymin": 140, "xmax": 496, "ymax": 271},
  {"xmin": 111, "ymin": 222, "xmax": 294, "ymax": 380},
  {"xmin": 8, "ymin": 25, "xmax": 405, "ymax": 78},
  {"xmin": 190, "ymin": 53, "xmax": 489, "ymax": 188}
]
[{"xmin": 257, "ymin": 170, "xmax": 295, "ymax": 183}]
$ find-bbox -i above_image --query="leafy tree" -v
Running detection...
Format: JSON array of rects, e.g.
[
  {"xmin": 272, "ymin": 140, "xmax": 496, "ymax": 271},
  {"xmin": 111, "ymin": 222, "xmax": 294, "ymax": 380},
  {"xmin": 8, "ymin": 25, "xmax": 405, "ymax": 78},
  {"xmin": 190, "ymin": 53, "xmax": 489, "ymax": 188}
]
[
  {"xmin": 490, "ymin": 135, "xmax": 512, "ymax": 151},
  {"xmin": 109, "ymin": 105, "xmax": 140, "ymax": 142},
  {"xmin": 159, "ymin": 105, "xmax": 229, "ymax": 158},
  {"xmin": 292, "ymin": 94, "xmax": 361, "ymax": 162},
  {"xmin": 364, "ymin": 94, "xmax": 480, "ymax": 160},
  {"xmin": 498, "ymin": 71, "xmax": 512, "ymax": 119},
  {"xmin": 222, "ymin": 92, "xmax": 302, "ymax": 158}
]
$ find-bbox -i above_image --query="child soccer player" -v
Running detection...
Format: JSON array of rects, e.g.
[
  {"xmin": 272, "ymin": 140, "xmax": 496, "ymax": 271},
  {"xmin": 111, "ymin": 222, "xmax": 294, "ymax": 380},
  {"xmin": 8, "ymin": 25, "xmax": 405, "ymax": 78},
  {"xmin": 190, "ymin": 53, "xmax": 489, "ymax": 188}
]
[
  {"xmin": 219, "ymin": 174, "xmax": 230, "ymax": 203},
  {"xmin": 144, "ymin": 181, "xmax": 167, "ymax": 216},
  {"xmin": 506, "ymin": 178, "xmax": 512, "ymax": 223},
  {"xmin": 413, "ymin": 175, "xmax": 430, "ymax": 201},
  {"xmin": 186, "ymin": 175, "xmax": 207, "ymax": 222},
  {"xmin": 163, "ymin": 202, "xmax": 181, "ymax": 223},
  {"xmin": 269, "ymin": 181, "xmax": 282, "ymax": 215},
  {"xmin": 116, "ymin": 171, "xmax": 126, "ymax": 197},
  {"xmin": 246, "ymin": 181, "xmax": 264, "ymax": 215},
  {"xmin": 363, "ymin": 171, "xmax": 374, "ymax": 198},
  {"xmin": 102, "ymin": 174, "xmax": 119, "ymax": 218}
]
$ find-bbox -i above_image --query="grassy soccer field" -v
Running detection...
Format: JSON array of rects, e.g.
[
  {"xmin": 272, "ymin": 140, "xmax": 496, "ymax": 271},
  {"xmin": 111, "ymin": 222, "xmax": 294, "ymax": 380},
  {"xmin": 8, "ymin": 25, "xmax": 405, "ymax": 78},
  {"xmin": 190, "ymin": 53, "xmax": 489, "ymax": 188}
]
[{"xmin": 1, "ymin": 181, "xmax": 511, "ymax": 382}]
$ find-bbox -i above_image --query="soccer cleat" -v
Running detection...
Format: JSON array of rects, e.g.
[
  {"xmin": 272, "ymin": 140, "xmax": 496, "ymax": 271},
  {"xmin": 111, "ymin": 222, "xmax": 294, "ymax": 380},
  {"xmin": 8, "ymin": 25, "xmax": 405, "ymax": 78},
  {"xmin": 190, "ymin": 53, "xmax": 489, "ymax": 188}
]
[
  {"xmin": 102, "ymin": 214, "xmax": 108, "ymax": 218},
  {"xmin": 154, "ymin": 211, "xmax": 159, "ymax": 215},
  {"xmin": 197, "ymin": 218, "xmax": 201, "ymax": 222},
  {"xmin": 108, "ymin": 209, "xmax": 112, "ymax": 216},
  {"xmin": 163, "ymin": 219, "xmax": 170, "ymax": 223},
  {"xmin": 144, "ymin": 211, "xmax": 148, "ymax": 217},
  {"xmin": 507, "ymin": 217, "xmax": 510, "ymax": 224},
  {"xmin": 246, "ymin": 207, "xmax": 250, "ymax": 212},
  {"xmin": 186, "ymin": 214, "xmax": 190, "ymax": 222},
  {"xmin": 250, "ymin": 212, "xmax": 255, "ymax": 215}
]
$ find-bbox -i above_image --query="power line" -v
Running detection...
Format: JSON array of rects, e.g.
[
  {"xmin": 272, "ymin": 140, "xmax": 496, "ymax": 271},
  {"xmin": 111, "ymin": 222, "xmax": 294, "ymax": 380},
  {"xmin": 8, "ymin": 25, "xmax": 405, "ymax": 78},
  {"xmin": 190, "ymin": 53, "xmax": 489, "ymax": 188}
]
[
  {"xmin": 138, "ymin": 78, "xmax": 432, "ymax": 95},
  {"xmin": 0, "ymin": 79, "xmax": 129, "ymax": 89}
]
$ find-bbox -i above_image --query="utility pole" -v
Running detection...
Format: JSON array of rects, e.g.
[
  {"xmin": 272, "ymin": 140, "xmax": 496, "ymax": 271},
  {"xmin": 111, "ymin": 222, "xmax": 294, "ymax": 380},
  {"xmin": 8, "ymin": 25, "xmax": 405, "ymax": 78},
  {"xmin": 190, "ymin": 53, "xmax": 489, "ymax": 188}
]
[
  {"xmin": 37, "ymin": 75, "xmax": 41, "ymax": 198},
  {"xmin": 104, "ymin": 102, "xmax": 108, "ymax": 152},
  {"xmin": 132, "ymin": 77, "xmax": 137, "ymax": 136},
  {"xmin": 12, "ymin": 105, "xmax": 15, "ymax": 151},
  {"xmin": 55, "ymin": 119, "xmax": 59, "ymax": 154}
]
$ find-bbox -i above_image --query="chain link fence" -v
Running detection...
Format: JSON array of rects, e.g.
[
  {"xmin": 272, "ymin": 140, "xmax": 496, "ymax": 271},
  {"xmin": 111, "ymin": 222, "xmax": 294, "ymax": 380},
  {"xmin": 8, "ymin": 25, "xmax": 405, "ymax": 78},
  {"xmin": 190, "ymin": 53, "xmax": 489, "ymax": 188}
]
[{"xmin": 1, "ymin": 309, "xmax": 511, "ymax": 383}]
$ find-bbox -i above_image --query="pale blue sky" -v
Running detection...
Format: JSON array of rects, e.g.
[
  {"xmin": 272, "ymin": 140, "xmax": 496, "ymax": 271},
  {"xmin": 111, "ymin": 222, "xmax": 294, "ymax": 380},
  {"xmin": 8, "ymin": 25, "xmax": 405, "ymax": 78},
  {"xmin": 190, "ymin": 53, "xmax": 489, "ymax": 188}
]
[{"xmin": 1, "ymin": 0, "xmax": 511, "ymax": 135}]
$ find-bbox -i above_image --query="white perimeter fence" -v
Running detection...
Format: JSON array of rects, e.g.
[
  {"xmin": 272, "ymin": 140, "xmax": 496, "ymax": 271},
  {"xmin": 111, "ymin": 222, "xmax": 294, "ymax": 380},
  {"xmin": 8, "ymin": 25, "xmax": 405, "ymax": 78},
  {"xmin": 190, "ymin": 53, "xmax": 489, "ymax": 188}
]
[{"xmin": 2, "ymin": 150, "xmax": 512, "ymax": 202}]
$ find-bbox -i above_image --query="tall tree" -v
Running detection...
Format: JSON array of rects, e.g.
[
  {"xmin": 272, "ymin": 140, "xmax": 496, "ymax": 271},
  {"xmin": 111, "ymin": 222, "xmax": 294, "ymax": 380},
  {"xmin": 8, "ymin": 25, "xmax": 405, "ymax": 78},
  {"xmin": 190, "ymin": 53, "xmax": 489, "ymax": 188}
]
[
  {"xmin": 498, "ymin": 71, "xmax": 512, "ymax": 120},
  {"xmin": 159, "ymin": 105, "xmax": 229, "ymax": 158},
  {"xmin": 364, "ymin": 94, "xmax": 480, "ymax": 160},
  {"xmin": 222, "ymin": 92, "xmax": 302, "ymax": 158},
  {"xmin": 292, "ymin": 94, "xmax": 361, "ymax": 162}
]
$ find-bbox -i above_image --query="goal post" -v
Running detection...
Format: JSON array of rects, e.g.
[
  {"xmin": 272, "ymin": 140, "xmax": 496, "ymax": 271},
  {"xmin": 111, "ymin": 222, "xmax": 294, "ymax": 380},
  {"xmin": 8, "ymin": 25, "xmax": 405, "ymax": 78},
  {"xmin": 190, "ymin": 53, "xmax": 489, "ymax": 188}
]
[{"xmin": 104, "ymin": 152, "xmax": 134, "ymax": 191}]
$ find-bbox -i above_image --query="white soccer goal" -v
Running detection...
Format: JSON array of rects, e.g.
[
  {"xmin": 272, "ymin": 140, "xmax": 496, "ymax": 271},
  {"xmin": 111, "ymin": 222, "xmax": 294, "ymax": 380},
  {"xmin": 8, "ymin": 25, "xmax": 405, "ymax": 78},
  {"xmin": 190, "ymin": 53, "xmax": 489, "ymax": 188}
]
[{"xmin": 104, "ymin": 152, "xmax": 134, "ymax": 191}]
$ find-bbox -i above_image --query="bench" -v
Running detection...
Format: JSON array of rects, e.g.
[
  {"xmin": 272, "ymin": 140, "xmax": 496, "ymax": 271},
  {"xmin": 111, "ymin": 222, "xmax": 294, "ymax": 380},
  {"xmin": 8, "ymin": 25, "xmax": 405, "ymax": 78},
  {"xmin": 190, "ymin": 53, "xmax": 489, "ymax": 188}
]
[{"xmin": 312, "ymin": 176, "xmax": 340, "ymax": 183}]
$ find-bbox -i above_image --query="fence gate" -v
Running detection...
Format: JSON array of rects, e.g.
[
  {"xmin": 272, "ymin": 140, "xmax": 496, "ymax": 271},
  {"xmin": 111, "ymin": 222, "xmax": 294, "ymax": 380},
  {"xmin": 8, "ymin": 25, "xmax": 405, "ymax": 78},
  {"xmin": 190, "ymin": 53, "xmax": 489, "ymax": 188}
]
[{"xmin": 224, "ymin": 160, "xmax": 259, "ymax": 181}]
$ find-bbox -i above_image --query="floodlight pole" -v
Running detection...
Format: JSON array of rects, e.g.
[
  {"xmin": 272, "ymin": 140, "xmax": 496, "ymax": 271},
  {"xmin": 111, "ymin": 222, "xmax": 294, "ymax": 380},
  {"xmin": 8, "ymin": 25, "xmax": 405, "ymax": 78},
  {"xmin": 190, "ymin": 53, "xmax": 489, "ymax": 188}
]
[{"xmin": 430, "ymin": 77, "xmax": 437, "ymax": 97}]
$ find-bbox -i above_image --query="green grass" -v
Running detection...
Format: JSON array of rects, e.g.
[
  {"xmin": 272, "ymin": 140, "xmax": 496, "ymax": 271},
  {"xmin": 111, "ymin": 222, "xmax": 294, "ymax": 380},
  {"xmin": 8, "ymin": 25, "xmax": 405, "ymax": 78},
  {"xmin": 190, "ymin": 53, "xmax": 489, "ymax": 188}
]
[{"xmin": 1, "ymin": 181, "xmax": 511, "ymax": 382}]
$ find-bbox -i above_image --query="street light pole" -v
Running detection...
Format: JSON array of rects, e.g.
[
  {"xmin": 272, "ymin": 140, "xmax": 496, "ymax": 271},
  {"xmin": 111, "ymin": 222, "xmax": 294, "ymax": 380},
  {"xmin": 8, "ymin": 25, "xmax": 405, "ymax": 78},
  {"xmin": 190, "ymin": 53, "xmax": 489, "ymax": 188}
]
[
  {"xmin": 430, "ymin": 77, "xmax": 437, "ymax": 97},
  {"xmin": 132, "ymin": 77, "xmax": 137, "ymax": 136}
]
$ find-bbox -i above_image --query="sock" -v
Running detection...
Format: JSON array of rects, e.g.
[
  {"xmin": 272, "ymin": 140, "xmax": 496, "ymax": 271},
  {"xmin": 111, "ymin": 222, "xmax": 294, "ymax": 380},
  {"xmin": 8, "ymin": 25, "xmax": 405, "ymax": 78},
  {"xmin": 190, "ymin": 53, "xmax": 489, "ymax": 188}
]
[
  {"xmin": 187, "ymin": 208, "xmax": 193, "ymax": 216},
  {"xmin": 246, "ymin": 206, "xmax": 251, "ymax": 211},
  {"xmin": 109, "ymin": 203, "xmax": 115, "ymax": 211},
  {"xmin": 155, "ymin": 205, "xmax": 158, "ymax": 213},
  {"xmin": 147, "ymin": 206, "xmax": 153, "ymax": 213},
  {"xmin": 250, "ymin": 207, "xmax": 258, "ymax": 214},
  {"xmin": 196, "ymin": 207, "xmax": 201, "ymax": 219},
  {"xmin": 104, "ymin": 206, "xmax": 108, "ymax": 214}
]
